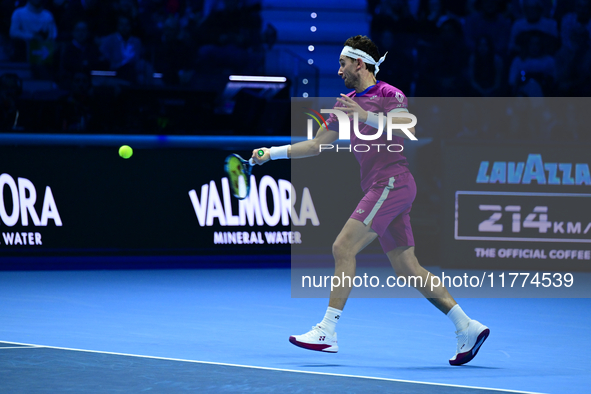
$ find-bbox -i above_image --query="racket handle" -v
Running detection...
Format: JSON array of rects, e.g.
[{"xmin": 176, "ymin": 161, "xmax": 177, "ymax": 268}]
[{"xmin": 249, "ymin": 158, "xmax": 255, "ymax": 166}]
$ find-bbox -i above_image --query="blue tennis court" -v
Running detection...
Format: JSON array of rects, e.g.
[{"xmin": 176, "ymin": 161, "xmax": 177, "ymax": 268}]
[
  {"xmin": 2, "ymin": 0, "xmax": 591, "ymax": 390},
  {"xmin": 1, "ymin": 263, "xmax": 589, "ymax": 393}
]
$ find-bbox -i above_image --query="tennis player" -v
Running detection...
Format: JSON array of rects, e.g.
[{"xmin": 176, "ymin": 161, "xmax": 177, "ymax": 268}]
[{"xmin": 252, "ymin": 35, "xmax": 489, "ymax": 366}]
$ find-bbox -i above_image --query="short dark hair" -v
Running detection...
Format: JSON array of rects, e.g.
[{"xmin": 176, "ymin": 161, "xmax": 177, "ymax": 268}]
[{"xmin": 343, "ymin": 35, "xmax": 380, "ymax": 74}]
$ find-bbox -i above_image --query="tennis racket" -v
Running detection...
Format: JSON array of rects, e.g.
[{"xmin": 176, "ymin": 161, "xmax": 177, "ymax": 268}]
[{"xmin": 224, "ymin": 150, "xmax": 265, "ymax": 199}]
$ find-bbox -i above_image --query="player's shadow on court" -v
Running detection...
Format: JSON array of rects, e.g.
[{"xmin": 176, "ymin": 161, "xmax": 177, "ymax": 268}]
[
  {"xmin": 286, "ymin": 363, "xmax": 502, "ymax": 370},
  {"xmin": 395, "ymin": 366, "xmax": 502, "ymax": 370}
]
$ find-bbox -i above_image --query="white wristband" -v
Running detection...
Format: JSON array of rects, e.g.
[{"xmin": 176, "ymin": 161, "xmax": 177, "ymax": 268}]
[
  {"xmin": 364, "ymin": 111, "xmax": 385, "ymax": 129},
  {"xmin": 269, "ymin": 145, "xmax": 290, "ymax": 160}
]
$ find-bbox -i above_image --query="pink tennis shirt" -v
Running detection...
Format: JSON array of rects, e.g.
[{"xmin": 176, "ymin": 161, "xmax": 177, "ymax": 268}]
[{"xmin": 326, "ymin": 81, "xmax": 410, "ymax": 192}]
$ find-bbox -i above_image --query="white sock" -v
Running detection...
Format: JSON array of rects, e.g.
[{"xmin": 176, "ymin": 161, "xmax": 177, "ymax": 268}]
[
  {"xmin": 318, "ymin": 307, "xmax": 342, "ymax": 335},
  {"xmin": 447, "ymin": 304, "xmax": 471, "ymax": 332}
]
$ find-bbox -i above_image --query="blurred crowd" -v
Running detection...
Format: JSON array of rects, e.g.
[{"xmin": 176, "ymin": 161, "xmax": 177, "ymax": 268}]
[
  {"xmin": 368, "ymin": 0, "xmax": 591, "ymax": 142},
  {"xmin": 0, "ymin": 0, "xmax": 590, "ymax": 135},
  {"xmin": 370, "ymin": 0, "xmax": 591, "ymax": 97},
  {"xmin": 0, "ymin": 0, "xmax": 271, "ymax": 85},
  {"xmin": 0, "ymin": 0, "xmax": 276, "ymax": 132}
]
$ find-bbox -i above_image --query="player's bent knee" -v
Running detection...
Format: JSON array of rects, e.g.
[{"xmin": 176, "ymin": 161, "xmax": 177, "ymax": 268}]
[
  {"xmin": 400, "ymin": 260, "xmax": 425, "ymax": 276},
  {"xmin": 390, "ymin": 257, "xmax": 424, "ymax": 279},
  {"xmin": 332, "ymin": 238, "xmax": 353, "ymax": 261},
  {"xmin": 332, "ymin": 240, "xmax": 345, "ymax": 259}
]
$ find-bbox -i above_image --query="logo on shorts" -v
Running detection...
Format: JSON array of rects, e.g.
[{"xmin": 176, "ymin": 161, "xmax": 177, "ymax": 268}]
[{"xmin": 356, "ymin": 209, "xmax": 365, "ymax": 214}]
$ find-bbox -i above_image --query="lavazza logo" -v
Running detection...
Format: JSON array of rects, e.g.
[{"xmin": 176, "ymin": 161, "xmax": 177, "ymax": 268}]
[
  {"xmin": 305, "ymin": 108, "xmax": 417, "ymax": 153},
  {"xmin": 188, "ymin": 175, "xmax": 319, "ymax": 246},
  {"xmin": 0, "ymin": 173, "xmax": 62, "ymax": 247}
]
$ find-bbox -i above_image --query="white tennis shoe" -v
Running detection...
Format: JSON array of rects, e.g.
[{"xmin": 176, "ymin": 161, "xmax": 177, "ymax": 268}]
[
  {"xmin": 449, "ymin": 319, "xmax": 490, "ymax": 366},
  {"xmin": 289, "ymin": 325, "xmax": 338, "ymax": 353}
]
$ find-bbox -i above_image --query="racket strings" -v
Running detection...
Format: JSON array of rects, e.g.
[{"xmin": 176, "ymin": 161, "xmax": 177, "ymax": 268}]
[
  {"xmin": 225, "ymin": 155, "xmax": 251, "ymax": 199},
  {"xmin": 229, "ymin": 160, "xmax": 246, "ymax": 196}
]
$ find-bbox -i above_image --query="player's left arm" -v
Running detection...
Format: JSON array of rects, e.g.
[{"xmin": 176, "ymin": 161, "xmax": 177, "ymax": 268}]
[{"xmin": 336, "ymin": 94, "xmax": 416, "ymax": 139}]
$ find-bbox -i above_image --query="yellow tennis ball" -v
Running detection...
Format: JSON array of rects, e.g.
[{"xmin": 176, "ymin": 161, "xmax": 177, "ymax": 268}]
[{"xmin": 119, "ymin": 145, "xmax": 133, "ymax": 159}]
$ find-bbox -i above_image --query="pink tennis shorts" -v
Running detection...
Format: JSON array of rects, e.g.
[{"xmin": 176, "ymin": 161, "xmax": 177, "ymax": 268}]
[{"xmin": 350, "ymin": 171, "xmax": 417, "ymax": 253}]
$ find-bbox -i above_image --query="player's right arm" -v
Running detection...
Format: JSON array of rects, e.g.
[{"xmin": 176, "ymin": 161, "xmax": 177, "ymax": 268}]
[{"xmin": 251, "ymin": 124, "xmax": 338, "ymax": 165}]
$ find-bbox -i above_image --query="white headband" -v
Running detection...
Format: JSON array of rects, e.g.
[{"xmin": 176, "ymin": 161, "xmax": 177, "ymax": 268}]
[{"xmin": 340, "ymin": 46, "xmax": 388, "ymax": 76}]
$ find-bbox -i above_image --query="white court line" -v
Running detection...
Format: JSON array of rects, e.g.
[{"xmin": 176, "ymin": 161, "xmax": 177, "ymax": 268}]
[
  {"xmin": 0, "ymin": 346, "xmax": 39, "ymax": 349},
  {"xmin": 0, "ymin": 341, "xmax": 543, "ymax": 394}
]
